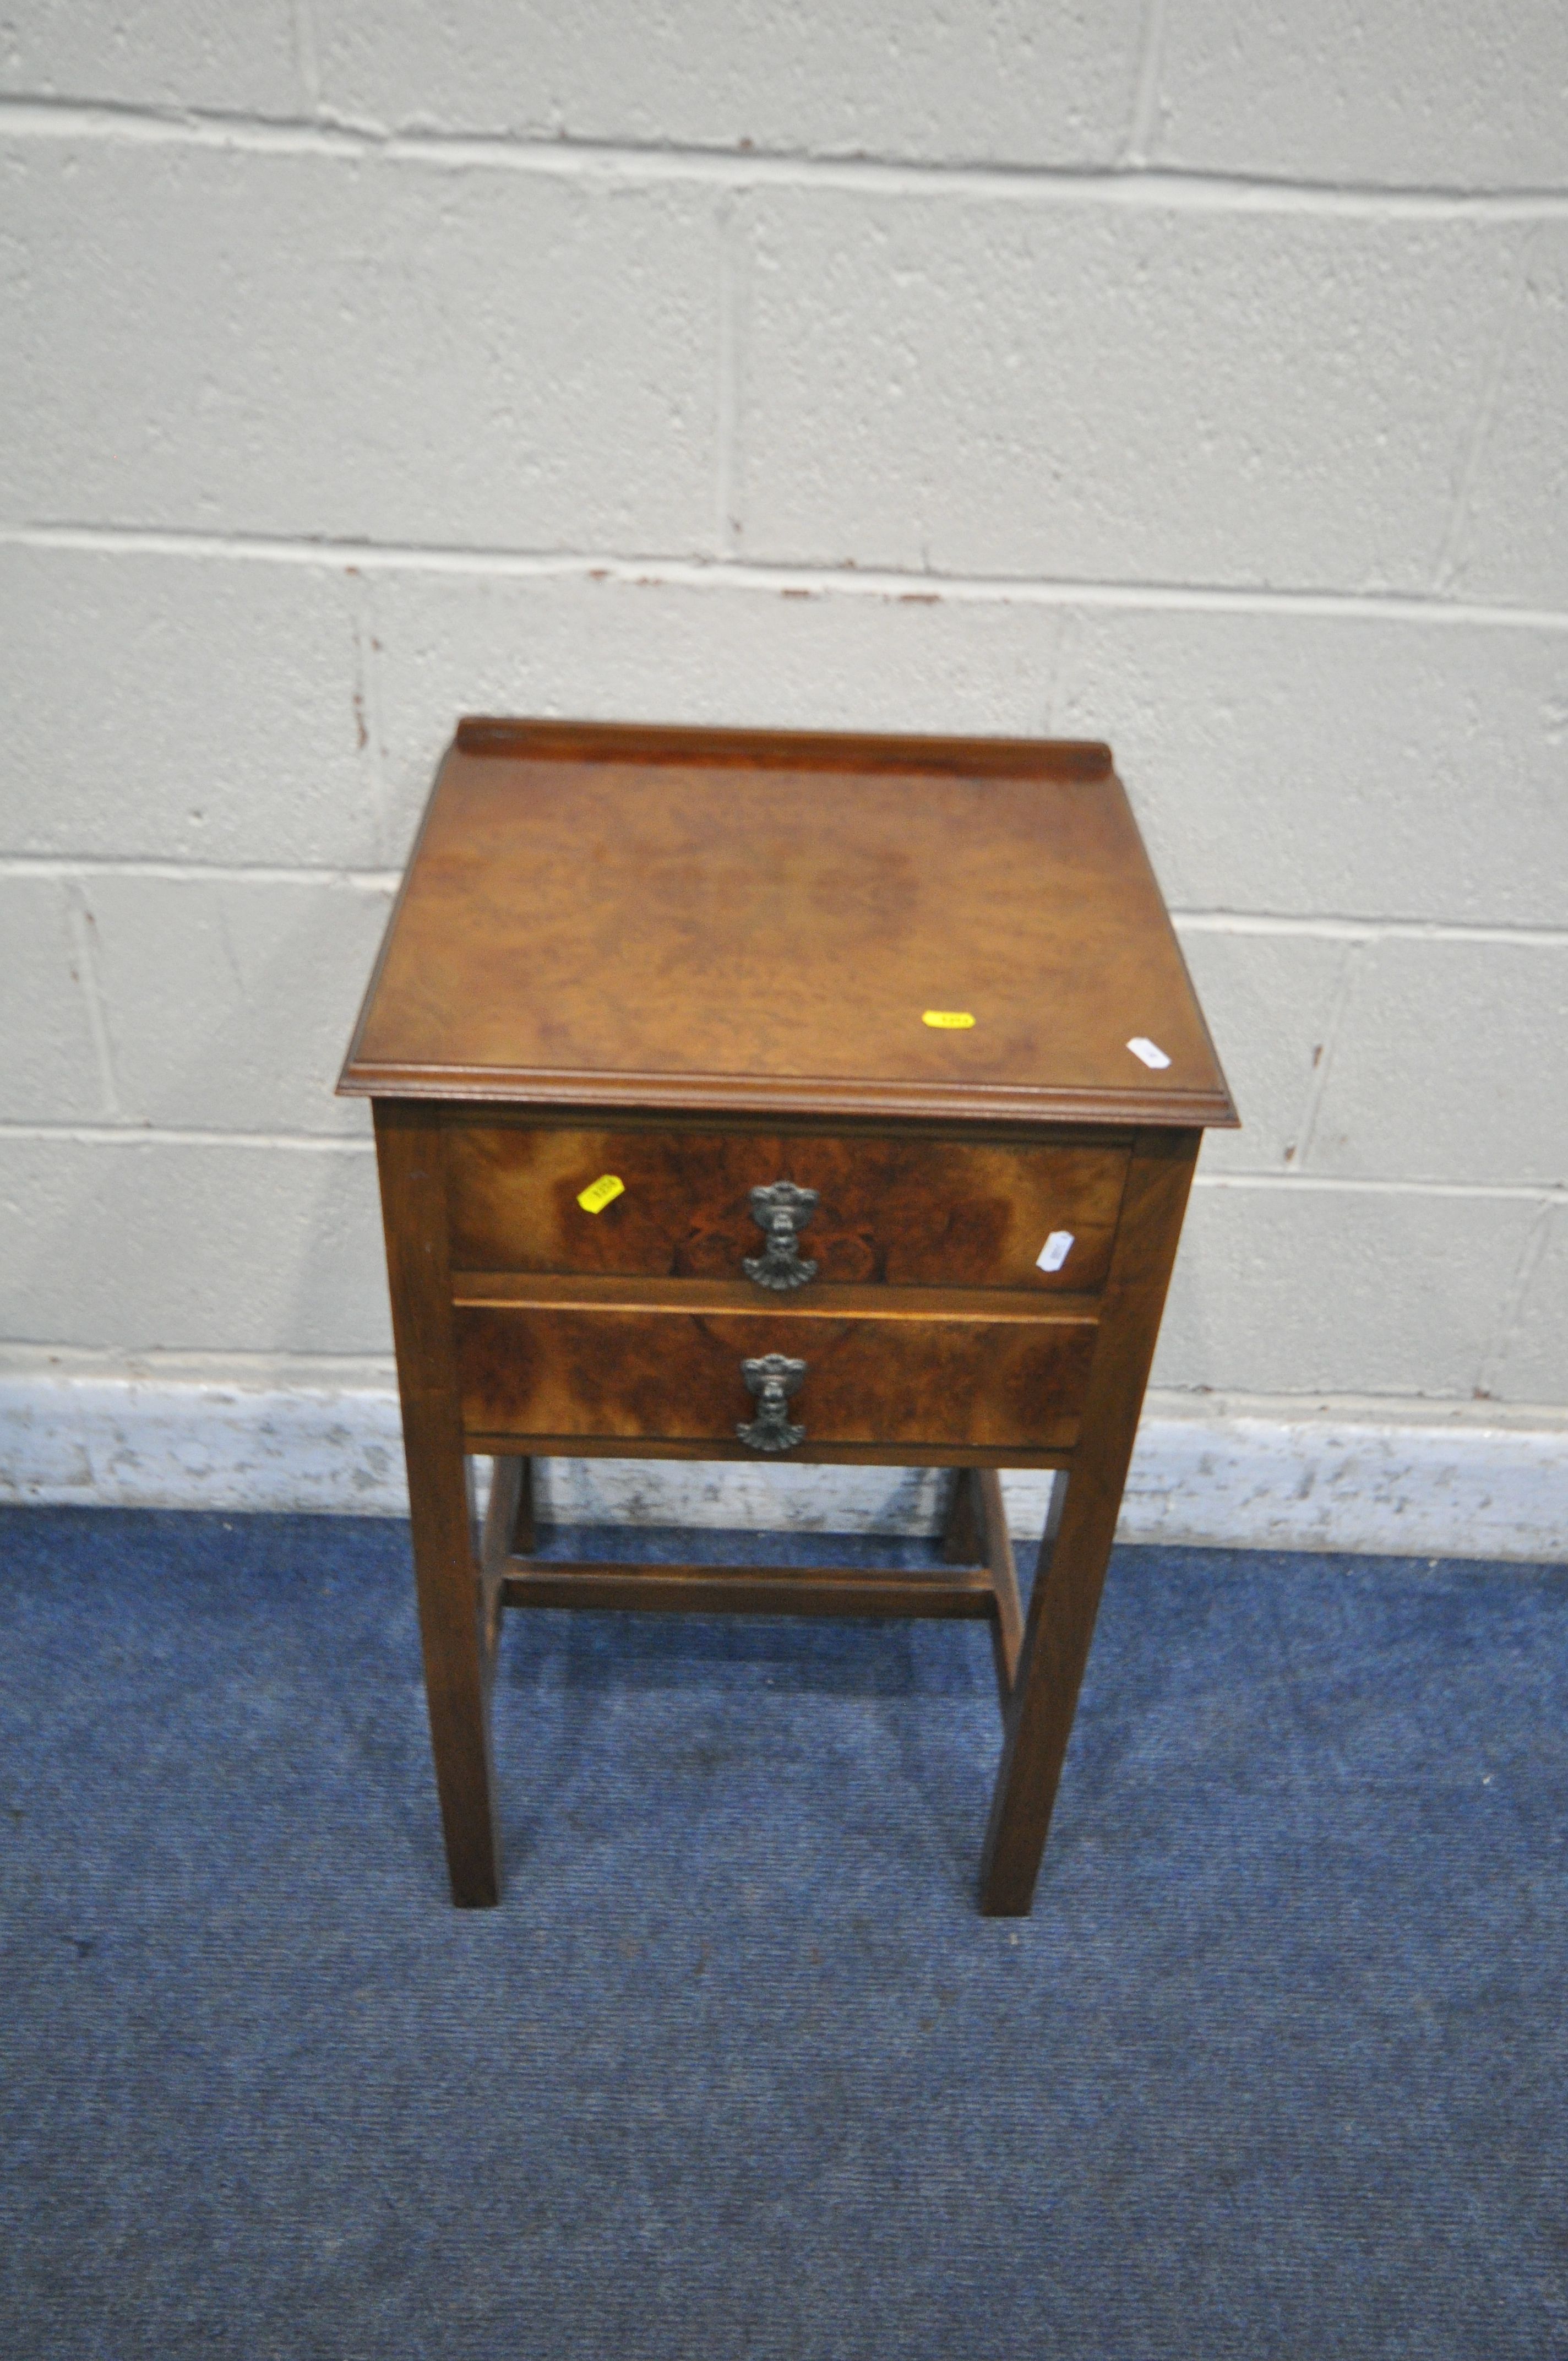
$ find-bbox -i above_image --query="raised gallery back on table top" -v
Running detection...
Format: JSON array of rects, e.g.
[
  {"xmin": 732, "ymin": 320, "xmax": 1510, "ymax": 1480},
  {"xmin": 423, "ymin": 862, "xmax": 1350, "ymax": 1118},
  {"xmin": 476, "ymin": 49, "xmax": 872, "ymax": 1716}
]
[{"xmin": 339, "ymin": 718, "xmax": 1237, "ymax": 1132}]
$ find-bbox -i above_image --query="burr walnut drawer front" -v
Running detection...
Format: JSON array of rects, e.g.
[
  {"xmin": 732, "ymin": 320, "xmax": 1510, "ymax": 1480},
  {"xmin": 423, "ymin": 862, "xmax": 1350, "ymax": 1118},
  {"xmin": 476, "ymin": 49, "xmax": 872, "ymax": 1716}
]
[
  {"xmin": 453, "ymin": 1289, "xmax": 1097, "ymax": 1456},
  {"xmin": 445, "ymin": 1123, "xmax": 1129, "ymax": 1295}
]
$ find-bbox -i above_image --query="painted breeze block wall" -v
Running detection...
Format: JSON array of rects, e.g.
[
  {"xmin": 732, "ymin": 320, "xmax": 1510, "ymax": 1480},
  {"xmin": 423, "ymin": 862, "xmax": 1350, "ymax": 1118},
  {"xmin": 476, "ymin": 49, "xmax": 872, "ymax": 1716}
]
[{"xmin": 2, "ymin": 3, "xmax": 1566, "ymax": 1552}]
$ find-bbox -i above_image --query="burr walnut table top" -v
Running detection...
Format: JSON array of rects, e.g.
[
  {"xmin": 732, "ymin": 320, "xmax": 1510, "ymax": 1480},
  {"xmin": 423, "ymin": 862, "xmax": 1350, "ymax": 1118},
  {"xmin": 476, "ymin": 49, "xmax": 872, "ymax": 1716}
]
[{"xmin": 339, "ymin": 717, "xmax": 1237, "ymax": 1132}]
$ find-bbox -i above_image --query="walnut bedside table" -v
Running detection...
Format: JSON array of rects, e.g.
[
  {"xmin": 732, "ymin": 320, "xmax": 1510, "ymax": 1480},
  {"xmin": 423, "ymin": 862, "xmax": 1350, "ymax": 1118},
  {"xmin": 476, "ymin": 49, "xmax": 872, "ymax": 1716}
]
[{"xmin": 339, "ymin": 719, "xmax": 1236, "ymax": 1915}]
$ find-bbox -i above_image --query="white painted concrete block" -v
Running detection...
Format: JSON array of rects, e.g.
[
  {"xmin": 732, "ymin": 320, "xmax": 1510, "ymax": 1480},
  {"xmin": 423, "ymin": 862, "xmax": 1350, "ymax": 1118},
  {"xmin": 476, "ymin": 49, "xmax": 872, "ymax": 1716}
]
[
  {"xmin": 0, "ymin": 1, "xmax": 300, "ymax": 115},
  {"xmin": 5, "ymin": 141, "xmax": 721, "ymax": 554},
  {"xmin": 312, "ymin": 0, "xmax": 1146, "ymax": 168},
  {"xmin": 1447, "ymin": 229, "xmax": 1568, "ymax": 610},
  {"xmin": 1306, "ymin": 939, "xmax": 1568, "ymax": 1186},
  {"xmin": 737, "ymin": 193, "xmax": 1518, "ymax": 592},
  {"xmin": 2, "ymin": 15, "xmax": 1565, "ymax": 1462},
  {"xmin": 367, "ymin": 566, "xmax": 1070, "ymax": 848},
  {"xmin": 82, "ymin": 876, "xmax": 395, "ymax": 1134},
  {"xmin": 0, "ymin": 1138, "xmax": 389, "ymax": 1355},
  {"xmin": 1492, "ymin": 1207, "xmax": 1567, "ymax": 1406},
  {"xmin": 0, "ymin": 877, "xmax": 107, "ymax": 1119},
  {"xmin": 1053, "ymin": 606, "xmax": 1568, "ymax": 926},
  {"xmin": 0, "ymin": 549, "xmax": 378, "ymax": 864},
  {"xmin": 1155, "ymin": 1183, "xmax": 1537, "ymax": 1396},
  {"xmin": 1174, "ymin": 927, "xmax": 1349, "ymax": 1173},
  {"xmin": 1151, "ymin": 0, "xmax": 1568, "ymax": 192}
]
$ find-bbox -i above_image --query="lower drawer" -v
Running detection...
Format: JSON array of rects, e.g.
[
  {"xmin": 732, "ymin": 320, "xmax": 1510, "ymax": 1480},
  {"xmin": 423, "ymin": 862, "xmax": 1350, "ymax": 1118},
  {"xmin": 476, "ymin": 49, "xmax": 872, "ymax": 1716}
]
[{"xmin": 455, "ymin": 1302, "xmax": 1095, "ymax": 1454}]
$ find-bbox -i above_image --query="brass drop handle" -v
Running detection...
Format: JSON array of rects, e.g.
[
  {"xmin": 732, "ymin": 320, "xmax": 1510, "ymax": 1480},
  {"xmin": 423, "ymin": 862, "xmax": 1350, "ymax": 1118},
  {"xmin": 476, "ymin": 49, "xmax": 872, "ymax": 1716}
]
[
  {"xmin": 743, "ymin": 1180, "xmax": 820, "ymax": 1292},
  {"xmin": 737, "ymin": 1354, "xmax": 807, "ymax": 1452}
]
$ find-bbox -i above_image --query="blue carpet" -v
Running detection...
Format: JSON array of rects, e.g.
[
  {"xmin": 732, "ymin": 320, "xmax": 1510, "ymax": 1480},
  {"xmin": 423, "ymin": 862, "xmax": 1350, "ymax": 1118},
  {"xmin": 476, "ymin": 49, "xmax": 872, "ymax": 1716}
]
[{"xmin": 1, "ymin": 1506, "xmax": 1565, "ymax": 2359}]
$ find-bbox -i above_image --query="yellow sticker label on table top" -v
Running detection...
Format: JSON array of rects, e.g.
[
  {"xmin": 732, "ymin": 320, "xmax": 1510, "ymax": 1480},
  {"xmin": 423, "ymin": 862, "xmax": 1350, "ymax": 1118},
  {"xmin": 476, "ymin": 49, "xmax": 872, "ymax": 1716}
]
[
  {"xmin": 922, "ymin": 1009, "xmax": 976, "ymax": 1029},
  {"xmin": 576, "ymin": 1173, "xmax": 625, "ymax": 1215}
]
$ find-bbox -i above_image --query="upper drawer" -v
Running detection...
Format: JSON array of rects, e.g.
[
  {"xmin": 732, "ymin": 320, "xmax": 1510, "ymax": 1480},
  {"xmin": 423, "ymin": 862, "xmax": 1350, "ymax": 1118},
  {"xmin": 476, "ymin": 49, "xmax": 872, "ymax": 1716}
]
[{"xmin": 445, "ymin": 1123, "xmax": 1129, "ymax": 1293}]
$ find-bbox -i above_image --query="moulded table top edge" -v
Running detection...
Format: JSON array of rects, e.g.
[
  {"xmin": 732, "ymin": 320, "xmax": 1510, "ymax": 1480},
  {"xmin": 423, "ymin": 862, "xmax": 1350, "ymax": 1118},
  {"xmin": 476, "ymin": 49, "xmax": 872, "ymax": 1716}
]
[
  {"xmin": 339, "ymin": 718, "xmax": 1238, "ymax": 1130},
  {"xmin": 339, "ymin": 1058, "xmax": 1236, "ymax": 1128}
]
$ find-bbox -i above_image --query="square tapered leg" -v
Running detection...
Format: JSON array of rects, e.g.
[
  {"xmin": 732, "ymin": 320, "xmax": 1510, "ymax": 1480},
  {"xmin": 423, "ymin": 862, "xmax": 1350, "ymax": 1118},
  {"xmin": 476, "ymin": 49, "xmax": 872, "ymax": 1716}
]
[
  {"xmin": 980, "ymin": 1130, "xmax": 1198, "ymax": 1916},
  {"xmin": 375, "ymin": 1100, "xmax": 501, "ymax": 1907}
]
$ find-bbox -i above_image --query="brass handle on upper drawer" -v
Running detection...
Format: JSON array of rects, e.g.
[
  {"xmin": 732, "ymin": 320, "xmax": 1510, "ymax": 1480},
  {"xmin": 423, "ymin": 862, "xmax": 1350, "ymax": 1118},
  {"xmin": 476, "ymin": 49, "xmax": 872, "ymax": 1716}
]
[
  {"xmin": 737, "ymin": 1353, "xmax": 807, "ymax": 1452},
  {"xmin": 743, "ymin": 1180, "xmax": 820, "ymax": 1292}
]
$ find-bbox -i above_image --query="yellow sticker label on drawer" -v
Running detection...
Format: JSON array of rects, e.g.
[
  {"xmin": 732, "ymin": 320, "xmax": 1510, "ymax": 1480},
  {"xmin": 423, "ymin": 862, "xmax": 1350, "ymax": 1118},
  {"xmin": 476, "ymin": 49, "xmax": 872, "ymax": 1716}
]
[
  {"xmin": 922, "ymin": 1010, "xmax": 976, "ymax": 1029},
  {"xmin": 576, "ymin": 1173, "xmax": 625, "ymax": 1215}
]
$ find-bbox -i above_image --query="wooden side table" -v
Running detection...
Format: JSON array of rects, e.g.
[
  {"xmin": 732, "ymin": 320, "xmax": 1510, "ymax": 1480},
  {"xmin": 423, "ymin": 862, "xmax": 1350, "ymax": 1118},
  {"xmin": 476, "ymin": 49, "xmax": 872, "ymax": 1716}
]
[{"xmin": 339, "ymin": 720, "xmax": 1235, "ymax": 1914}]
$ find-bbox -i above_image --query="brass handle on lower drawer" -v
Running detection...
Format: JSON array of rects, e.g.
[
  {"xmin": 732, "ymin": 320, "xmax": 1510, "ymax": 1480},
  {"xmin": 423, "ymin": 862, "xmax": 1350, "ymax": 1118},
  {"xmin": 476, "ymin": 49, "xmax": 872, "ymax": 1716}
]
[
  {"xmin": 743, "ymin": 1180, "xmax": 820, "ymax": 1292},
  {"xmin": 737, "ymin": 1353, "xmax": 807, "ymax": 1452}
]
